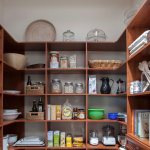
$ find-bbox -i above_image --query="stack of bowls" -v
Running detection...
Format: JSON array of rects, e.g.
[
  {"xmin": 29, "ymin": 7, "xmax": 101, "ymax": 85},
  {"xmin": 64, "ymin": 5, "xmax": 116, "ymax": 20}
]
[{"xmin": 3, "ymin": 109, "xmax": 21, "ymax": 121}]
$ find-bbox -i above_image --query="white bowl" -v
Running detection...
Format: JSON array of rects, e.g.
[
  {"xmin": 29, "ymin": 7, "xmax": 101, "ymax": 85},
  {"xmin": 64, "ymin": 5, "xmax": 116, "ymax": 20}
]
[
  {"xmin": 3, "ymin": 112, "xmax": 21, "ymax": 121},
  {"xmin": 3, "ymin": 109, "xmax": 18, "ymax": 114},
  {"xmin": 7, "ymin": 134, "xmax": 18, "ymax": 145},
  {"xmin": 4, "ymin": 53, "xmax": 27, "ymax": 70}
]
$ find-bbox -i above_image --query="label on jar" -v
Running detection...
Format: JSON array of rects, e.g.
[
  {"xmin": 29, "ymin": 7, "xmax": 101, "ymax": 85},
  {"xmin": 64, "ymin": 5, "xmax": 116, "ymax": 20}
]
[{"xmin": 78, "ymin": 112, "xmax": 85, "ymax": 119}]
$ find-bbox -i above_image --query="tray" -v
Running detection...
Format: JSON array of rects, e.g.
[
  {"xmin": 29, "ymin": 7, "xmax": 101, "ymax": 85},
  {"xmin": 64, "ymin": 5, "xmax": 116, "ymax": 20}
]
[{"xmin": 25, "ymin": 19, "xmax": 56, "ymax": 42}]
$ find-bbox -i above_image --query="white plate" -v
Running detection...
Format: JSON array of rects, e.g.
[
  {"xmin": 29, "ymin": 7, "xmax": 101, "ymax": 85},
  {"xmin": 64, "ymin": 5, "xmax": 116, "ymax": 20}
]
[
  {"xmin": 3, "ymin": 90, "xmax": 21, "ymax": 94},
  {"xmin": 25, "ymin": 19, "xmax": 56, "ymax": 42}
]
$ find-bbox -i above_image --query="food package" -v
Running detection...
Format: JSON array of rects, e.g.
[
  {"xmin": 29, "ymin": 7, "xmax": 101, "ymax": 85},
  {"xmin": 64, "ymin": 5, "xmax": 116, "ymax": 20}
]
[
  {"xmin": 60, "ymin": 132, "xmax": 66, "ymax": 147},
  {"xmin": 62, "ymin": 99, "xmax": 73, "ymax": 120},
  {"xmin": 69, "ymin": 55, "xmax": 77, "ymax": 68},
  {"xmin": 89, "ymin": 75, "xmax": 97, "ymax": 94},
  {"xmin": 48, "ymin": 131, "xmax": 53, "ymax": 147},
  {"xmin": 66, "ymin": 134, "xmax": 72, "ymax": 147},
  {"xmin": 54, "ymin": 130, "xmax": 60, "ymax": 147},
  {"xmin": 73, "ymin": 136, "xmax": 83, "ymax": 147},
  {"xmin": 50, "ymin": 105, "xmax": 56, "ymax": 120},
  {"xmin": 56, "ymin": 105, "xmax": 61, "ymax": 120}
]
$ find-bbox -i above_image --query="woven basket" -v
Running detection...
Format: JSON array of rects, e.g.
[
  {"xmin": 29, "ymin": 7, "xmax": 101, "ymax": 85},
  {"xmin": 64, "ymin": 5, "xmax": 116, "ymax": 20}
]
[
  {"xmin": 88, "ymin": 60, "xmax": 122, "ymax": 69},
  {"xmin": 26, "ymin": 112, "xmax": 44, "ymax": 120}
]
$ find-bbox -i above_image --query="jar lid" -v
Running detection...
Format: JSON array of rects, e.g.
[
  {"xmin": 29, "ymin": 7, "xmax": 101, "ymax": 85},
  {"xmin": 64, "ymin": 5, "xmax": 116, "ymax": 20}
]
[
  {"xmin": 75, "ymin": 83, "xmax": 83, "ymax": 86},
  {"xmin": 65, "ymin": 82, "xmax": 73, "ymax": 85},
  {"xmin": 49, "ymin": 51, "xmax": 59, "ymax": 54},
  {"xmin": 52, "ymin": 79, "xmax": 61, "ymax": 82},
  {"xmin": 60, "ymin": 56, "xmax": 68, "ymax": 59}
]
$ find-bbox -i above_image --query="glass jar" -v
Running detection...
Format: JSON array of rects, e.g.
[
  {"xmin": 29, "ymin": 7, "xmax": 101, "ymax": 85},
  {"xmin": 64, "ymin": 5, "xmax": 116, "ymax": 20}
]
[
  {"xmin": 77, "ymin": 109, "xmax": 85, "ymax": 119},
  {"xmin": 63, "ymin": 30, "xmax": 75, "ymax": 41},
  {"xmin": 64, "ymin": 82, "xmax": 74, "ymax": 94},
  {"xmin": 60, "ymin": 56, "xmax": 69, "ymax": 68},
  {"xmin": 75, "ymin": 83, "xmax": 84, "ymax": 94},
  {"xmin": 51, "ymin": 79, "xmax": 62, "ymax": 94},
  {"xmin": 49, "ymin": 51, "xmax": 59, "ymax": 68}
]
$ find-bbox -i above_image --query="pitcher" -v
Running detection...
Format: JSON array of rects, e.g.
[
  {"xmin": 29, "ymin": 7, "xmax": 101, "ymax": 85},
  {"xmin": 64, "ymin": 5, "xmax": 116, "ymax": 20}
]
[{"xmin": 100, "ymin": 77, "xmax": 114, "ymax": 94}]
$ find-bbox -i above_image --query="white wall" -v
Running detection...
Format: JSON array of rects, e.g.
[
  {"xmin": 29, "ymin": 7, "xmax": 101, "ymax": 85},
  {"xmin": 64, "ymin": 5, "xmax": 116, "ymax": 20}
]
[
  {"xmin": 0, "ymin": 0, "xmax": 3, "ymax": 24},
  {"xmin": 1, "ymin": 0, "xmax": 137, "ymax": 42}
]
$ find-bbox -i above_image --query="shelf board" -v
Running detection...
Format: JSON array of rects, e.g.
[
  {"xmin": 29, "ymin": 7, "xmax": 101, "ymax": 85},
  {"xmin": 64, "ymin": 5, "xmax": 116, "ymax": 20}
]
[
  {"xmin": 88, "ymin": 62, "xmax": 126, "ymax": 74},
  {"xmin": 117, "ymin": 121, "xmax": 127, "ymax": 126},
  {"xmin": 23, "ymin": 68, "xmax": 45, "ymax": 73},
  {"xmin": 47, "ymin": 144, "xmax": 86, "ymax": 149},
  {"xmin": 88, "ymin": 93, "xmax": 126, "ymax": 96},
  {"xmin": 47, "ymin": 119, "xmax": 86, "ymax": 122},
  {"xmin": 9, "ymin": 146, "xmax": 46, "ymax": 149},
  {"xmin": 3, "ymin": 120, "xmax": 15, "ymax": 126},
  {"xmin": 87, "ymin": 143, "xmax": 118, "ymax": 149},
  {"xmin": 3, "ymin": 93, "xmax": 45, "ymax": 96},
  {"xmin": 87, "ymin": 119, "xmax": 118, "ymax": 123},
  {"xmin": 128, "ymin": 91, "xmax": 150, "ymax": 96},
  {"xmin": 15, "ymin": 118, "xmax": 46, "ymax": 123},
  {"xmin": 47, "ymin": 94, "xmax": 86, "ymax": 96},
  {"xmin": 127, "ymin": 133, "xmax": 150, "ymax": 149},
  {"xmin": 127, "ymin": 42, "xmax": 150, "ymax": 62},
  {"xmin": 47, "ymin": 68, "xmax": 86, "ymax": 74}
]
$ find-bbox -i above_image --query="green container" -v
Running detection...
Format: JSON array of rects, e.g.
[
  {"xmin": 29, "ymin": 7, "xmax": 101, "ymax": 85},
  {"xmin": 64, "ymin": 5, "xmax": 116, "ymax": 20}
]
[{"xmin": 88, "ymin": 108, "xmax": 105, "ymax": 120}]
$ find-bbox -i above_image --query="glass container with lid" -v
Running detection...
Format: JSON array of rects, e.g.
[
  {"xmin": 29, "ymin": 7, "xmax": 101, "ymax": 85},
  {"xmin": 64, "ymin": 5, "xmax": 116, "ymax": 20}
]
[
  {"xmin": 86, "ymin": 28, "xmax": 106, "ymax": 42},
  {"xmin": 64, "ymin": 82, "xmax": 74, "ymax": 94},
  {"xmin": 75, "ymin": 83, "xmax": 84, "ymax": 94},
  {"xmin": 63, "ymin": 30, "xmax": 75, "ymax": 41},
  {"xmin": 51, "ymin": 79, "xmax": 62, "ymax": 94},
  {"xmin": 60, "ymin": 56, "xmax": 69, "ymax": 68}
]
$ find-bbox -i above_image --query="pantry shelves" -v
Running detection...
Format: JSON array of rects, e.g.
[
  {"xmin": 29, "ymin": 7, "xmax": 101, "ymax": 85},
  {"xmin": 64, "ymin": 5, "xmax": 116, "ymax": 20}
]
[
  {"xmin": 87, "ymin": 143, "xmax": 119, "ymax": 149},
  {"xmin": 3, "ymin": 93, "xmax": 45, "ymax": 96},
  {"xmin": 47, "ymin": 120, "xmax": 86, "ymax": 122}
]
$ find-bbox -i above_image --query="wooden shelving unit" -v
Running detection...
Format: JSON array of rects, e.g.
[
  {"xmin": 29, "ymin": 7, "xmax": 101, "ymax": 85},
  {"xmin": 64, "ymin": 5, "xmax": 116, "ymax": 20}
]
[
  {"xmin": 1, "ymin": 1, "xmax": 149, "ymax": 149},
  {"xmin": 126, "ymin": 1, "xmax": 150, "ymax": 149}
]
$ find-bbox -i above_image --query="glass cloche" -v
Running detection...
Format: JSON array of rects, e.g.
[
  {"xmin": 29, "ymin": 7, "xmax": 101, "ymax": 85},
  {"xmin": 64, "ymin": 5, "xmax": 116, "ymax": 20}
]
[{"xmin": 86, "ymin": 28, "xmax": 107, "ymax": 42}]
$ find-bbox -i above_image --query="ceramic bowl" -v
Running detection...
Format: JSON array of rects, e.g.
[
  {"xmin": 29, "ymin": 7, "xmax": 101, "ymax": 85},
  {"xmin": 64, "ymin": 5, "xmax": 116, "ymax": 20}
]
[
  {"xmin": 3, "ymin": 112, "xmax": 21, "ymax": 121},
  {"xmin": 3, "ymin": 109, "xmax": 18, "ymax": 114},
  {"xmin": 108, "ymin": 112, "xmax": 118, "ymax": 120},
  {"xmin": 88, "ymin": 109, "xmax": 105, "ymax": 120},
  {"xmin": 7, "ymin": 134, "xmax": 18, "ymax": 145}
]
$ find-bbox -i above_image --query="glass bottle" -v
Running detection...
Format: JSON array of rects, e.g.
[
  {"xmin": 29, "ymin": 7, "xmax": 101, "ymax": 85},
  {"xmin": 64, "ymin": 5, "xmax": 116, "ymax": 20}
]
[
  {"xmin": 38, "ymin": 97, "xmax": 43, "ymax": 112},
  {"xmin": 32, "ymin": 100, "xmax": 38, "ymax": 112},
  {"xmin": 27, "ymin": 75, "xmax": 32, "ymax": 85}
]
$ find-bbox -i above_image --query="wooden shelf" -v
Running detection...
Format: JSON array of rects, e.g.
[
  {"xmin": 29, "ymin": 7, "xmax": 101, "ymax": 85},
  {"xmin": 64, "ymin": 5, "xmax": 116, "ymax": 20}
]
[
  {"xmin": 3, "ymin": 120, "xmax": 15, "ymax": 126},
  {"xmin": 9, "ymin": 146, "xmax": 46, "ymax": 149},
  {"xmin": 127, "ymin": 42, "xmax": 150, "ymax": 62},
  {"xmin": 87, "ymin": 119, "xmax": 118, "ymax": 123},
  {"xmin": 23, "ymin": 68, "xmax": 45, "ymax": 73},
  {"xmin": 87, "ymin": 143, "xmax": 118, "ymax": 149},
  {"xmin": 47, "ymin": 68, "xmax": 86, "ymax": 74},
  {"xmin": 117, "ymin": 121, "xmax": 127, "ymax": 126},
  {"xmin": 128, "ymin": 91, "xmax": 150, "ymax": 96},
  {"xmin": 88, "ymin": 93, "xmax": 126, "ymax": 96},
  {"xmin": 3, "ymin": 93, "xmax": 45, "ymax": 96},
  {"xmin": 127, "ymin": 133, "xmax": 150, "ymax": 149},
  {"xmin": 47, "ymin": 94, "xmax": 86, "ymax": 96},
  {"xmin": 88, "ymin": 62, "xmax": 126, "ymax": 74},
  {"xmin": 47, "ymin": 119, "xmax": 86, "ymax": 122},
  {"xmin": 47, "ymin": 144, "xmax": 86, "ymax": 149}
]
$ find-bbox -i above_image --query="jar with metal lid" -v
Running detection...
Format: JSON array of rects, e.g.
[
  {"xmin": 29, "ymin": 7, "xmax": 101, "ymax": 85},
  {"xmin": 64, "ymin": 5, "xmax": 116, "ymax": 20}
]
[
  {"xmin": 133, "ymin": 80, "xmax": 142, "ymax": 94},
  {"xmin": 64, "ymin": 82, "xmax": 74, "ymax": 94},
  {"xmin": 49, "ymin": 51, "xmax": 59, "ymax": 68},
  {"xmin": 51, "ymin": 79, "xmax": 62, "ymax": 94},
  {"xmin": 60, "ymin": 56, "xmax": 69, "ymax": 68},
  {"xmin": 78, "ymin": 109, "xmax": 85, "ymax": 119},
  {"xmin": 75, "ymin": 83, "xmax": 84, "ymax": 94},
  {"xmin": 63, "ymin": 30, "xmax": 75, "ymax": 41}
]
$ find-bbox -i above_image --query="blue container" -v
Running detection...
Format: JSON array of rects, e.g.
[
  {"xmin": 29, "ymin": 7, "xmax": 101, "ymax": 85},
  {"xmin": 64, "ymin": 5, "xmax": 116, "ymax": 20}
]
[{"xmin": 108, "ymin": 112, "xmax": 118, "ymax": 120}]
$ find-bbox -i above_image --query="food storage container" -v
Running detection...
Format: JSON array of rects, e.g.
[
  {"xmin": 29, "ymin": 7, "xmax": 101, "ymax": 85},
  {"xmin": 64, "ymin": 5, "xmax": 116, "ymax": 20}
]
[
  {"xmin": 60, "ymin": 56, "xmax": 69, "ymax": 68},
  {"xmin": 64, "ymin": 82, "xmax": 74, "ymax": 94},
  {"xmin": 51, "ymin": 79, "xmax": 62, "ymax": 94},
  {"xmin": 49, "ymin": 51, "xmax": 59, "ymax": 68},
  {"xmin": 75, "ymin": 83, "xmax": 84, "ymax": 94},
  {"xmin": 63, "ymin": 30, "xmax": 75, "ymax": 41}
]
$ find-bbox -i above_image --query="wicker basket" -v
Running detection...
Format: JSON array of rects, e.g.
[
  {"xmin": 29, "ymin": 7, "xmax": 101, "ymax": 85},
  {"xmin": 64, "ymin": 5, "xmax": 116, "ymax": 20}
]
[
  {"xmin": 26, "ymin": 84, "xmax": 44, "ymax": 94},
  {"xmin": 26, "ymin": 112, "xmax": 44, "ymax": 120},
  {"xmin": 88, "ymin": 60, "xmax": 123, "ymax": 69}
]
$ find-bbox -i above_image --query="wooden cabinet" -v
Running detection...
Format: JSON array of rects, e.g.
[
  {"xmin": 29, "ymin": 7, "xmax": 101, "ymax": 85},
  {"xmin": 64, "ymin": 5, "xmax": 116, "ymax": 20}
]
[{"xmin": 126, "ymin": 0, "xmax": 150, "ymax": 150}]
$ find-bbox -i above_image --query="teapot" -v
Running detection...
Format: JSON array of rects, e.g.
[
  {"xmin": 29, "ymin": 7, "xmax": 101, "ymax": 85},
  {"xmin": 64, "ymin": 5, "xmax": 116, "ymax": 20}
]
[{"xmin": 100, "ymin": 77, "xmax": 114, "ymax": 94}]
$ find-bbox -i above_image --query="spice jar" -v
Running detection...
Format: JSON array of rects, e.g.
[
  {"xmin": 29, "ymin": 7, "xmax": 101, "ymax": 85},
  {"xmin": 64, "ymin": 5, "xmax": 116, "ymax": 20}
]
[
  {"xmin": 60, "ymin": 56, "xmax": 69, "ymax": 68},
  {"xmin": 64, "ymin": 82, "xmax": 74, "ymax": 94},
  {"xmin": 49, "ymin": 51, "xmax": 59, "ymax": 68},
  {"xmin": 78, "ymin": 109, "xmax": 85, "ymax": 119},
  {"xmin": 75, "ymin": 83, "xmax": 84, "ymax": 94},
  {"xmin": 51, "ymin": 79, "xmax": 62, "ymax": 94}
]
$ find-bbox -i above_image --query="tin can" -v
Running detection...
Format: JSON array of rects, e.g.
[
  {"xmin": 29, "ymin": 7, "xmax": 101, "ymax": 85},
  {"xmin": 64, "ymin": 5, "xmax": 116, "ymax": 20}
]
[{"xmin": 133, "ymin": 80, "xmax": 142, "ymax": 93}]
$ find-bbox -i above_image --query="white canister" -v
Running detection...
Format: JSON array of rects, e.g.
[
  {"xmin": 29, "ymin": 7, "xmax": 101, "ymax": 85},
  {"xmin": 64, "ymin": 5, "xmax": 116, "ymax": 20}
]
[{"xmin": 3, "ymin": 135, "xmax": 9, "ymax": 150}]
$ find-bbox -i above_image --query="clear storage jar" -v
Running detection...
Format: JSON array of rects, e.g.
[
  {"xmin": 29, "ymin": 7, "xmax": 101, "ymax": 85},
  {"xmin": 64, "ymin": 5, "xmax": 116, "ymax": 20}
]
[
  {"xmin": 49, "ymin": 51, "xmax": 59, "ymax": 68},
  {"xmin": 75, "ymin": 83, "xmax": 84, "ymax": 94},
  {"xmin": 64, "ymin": 82, "xmax": 74, "ymax": 94},
  {"xmin": 60, "ymin": 56, "xmax": 69, "ymax": 68},
  {"xmin": 51, "ymin": 79, "xmax": 62, "ymax": 94}
]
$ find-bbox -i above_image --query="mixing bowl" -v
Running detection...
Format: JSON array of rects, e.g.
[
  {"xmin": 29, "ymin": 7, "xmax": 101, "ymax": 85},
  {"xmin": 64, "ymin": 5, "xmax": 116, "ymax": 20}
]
[{"xmin": 88, "ymin": 109, "xmax": 105, "ymax": 120}]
